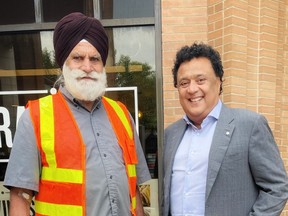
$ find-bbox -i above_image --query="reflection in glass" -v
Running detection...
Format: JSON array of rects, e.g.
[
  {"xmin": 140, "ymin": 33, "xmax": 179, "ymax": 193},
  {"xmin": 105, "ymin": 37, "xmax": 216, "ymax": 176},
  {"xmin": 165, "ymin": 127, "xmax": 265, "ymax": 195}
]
[
  {"xmin": 0, "ymin": 32, "xmax": 58, "ymax": 92},
  {"xmin": 101, "ymin": 0, "xmax": 154, "ymax": 19},
  {"xmin": 105, "ymin": 26, "xmax": 157, "ymax": 177},
  {"xmin": 113, "ymin": 27, "xmax": 155, "ymax": 70},
  {"xmin": 106, "ymin": 26, "xmax": 156, "ymax": 134}
]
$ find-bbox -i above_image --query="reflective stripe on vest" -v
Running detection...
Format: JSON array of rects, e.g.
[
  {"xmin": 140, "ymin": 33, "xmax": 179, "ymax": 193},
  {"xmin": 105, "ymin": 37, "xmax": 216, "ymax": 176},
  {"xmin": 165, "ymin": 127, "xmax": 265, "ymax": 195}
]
[
  {"xmin": 35, "ymin": 201, "xmax": 82, "ymax": 216},
  {"xmin": 29, "ymin": 93, "xmax": 138, "ymax": 216},
  {"xmin": 102, "ymin": 97, "xmax": 138, "ymax": 216},
  {"xmin": 29, "ymin": 93, "xmax": 85, "ymax": 216}
]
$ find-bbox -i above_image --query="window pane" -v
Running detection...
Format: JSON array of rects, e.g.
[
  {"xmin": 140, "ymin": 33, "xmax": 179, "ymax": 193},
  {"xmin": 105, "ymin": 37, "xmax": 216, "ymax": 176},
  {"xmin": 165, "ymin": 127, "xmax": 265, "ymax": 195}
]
[
  {"xmin": 0, "ymin": 32, "xmax": 59, "ymax": 180},
  {"xmin": 0, "ymin": 32, "xmax": 57, "ymax": 90},
  {"xmin": 101, "ymin": 0, "xmax": 154, "ymax": 19},
  {"xmin": 105, "ymin": 26, "xmax": 157, "ymax": 178},
  {"xmin": 42, "ymin": 0, "xmax": 94, "ymax": 22},
  {"xmin": 0, "ymin": 0, "xmax": 35, "ymax": 25}
]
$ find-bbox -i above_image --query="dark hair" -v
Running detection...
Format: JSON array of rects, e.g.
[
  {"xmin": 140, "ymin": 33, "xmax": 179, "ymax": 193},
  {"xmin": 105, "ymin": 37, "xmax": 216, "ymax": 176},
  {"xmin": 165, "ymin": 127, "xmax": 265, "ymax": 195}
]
[{"xmin": 172, "ymin": 42, "xmax": 224, "ymax": 94}]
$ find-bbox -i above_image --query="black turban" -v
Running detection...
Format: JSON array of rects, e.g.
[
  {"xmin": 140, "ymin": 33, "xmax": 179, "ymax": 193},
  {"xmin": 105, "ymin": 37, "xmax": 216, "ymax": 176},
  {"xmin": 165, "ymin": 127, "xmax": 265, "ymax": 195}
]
[{"xmin": 53, "ymin": 12, "xmax": 109, "ymax": 67}]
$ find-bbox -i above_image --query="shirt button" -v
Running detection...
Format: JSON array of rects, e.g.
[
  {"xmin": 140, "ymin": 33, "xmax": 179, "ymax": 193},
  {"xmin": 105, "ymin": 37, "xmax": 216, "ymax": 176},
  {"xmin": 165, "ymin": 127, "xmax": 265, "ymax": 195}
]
[
  {"xmin": 103, "ymin": 154, "xmax": 107, "ymax": 157},
  {"xmin": 110, "ymin": 175, "xmax": 113, "ymax": 179},
  {"xmin": 97, "ymin": 133, "xmax": 100, "ymax": 136}
]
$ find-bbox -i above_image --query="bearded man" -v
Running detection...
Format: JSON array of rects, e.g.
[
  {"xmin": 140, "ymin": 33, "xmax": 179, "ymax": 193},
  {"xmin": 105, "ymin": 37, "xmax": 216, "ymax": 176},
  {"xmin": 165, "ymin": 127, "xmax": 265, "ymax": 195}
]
[{"xmin": 4, "ymin": 12, "xmax": 151, "ymax": 216}]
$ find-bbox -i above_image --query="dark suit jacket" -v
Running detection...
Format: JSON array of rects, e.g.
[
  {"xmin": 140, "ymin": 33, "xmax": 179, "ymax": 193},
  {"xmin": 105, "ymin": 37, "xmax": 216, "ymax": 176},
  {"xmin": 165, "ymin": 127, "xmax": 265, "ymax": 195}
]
[{"xmin": 162, "ymin": 104, "xmax": 288, "ymax": 216}]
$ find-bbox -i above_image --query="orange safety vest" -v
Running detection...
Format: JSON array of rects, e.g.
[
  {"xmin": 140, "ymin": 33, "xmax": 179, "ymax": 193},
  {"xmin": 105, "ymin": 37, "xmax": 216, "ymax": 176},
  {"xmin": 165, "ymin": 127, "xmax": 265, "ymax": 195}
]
[{"xmin": 28, "ymin": 92, "xmax": 138, "ymax": 216}]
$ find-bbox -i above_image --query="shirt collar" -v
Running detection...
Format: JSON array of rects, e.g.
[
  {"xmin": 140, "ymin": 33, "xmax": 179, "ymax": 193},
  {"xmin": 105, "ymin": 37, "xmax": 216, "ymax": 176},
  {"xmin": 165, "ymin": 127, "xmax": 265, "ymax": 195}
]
[
  {"xmin": 183, "ymin": 99, "xmax": 222, "ymax": 126},
  {"xmin": 59, "ymin": 85, "xmax": 102, "ymax": 110}
]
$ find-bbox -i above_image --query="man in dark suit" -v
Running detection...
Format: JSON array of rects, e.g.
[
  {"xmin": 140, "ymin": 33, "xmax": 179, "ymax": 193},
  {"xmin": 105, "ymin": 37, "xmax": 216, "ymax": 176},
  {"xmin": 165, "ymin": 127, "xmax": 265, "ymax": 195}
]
[{"xmin": 162, "ymin": 42, "xmax": 288, "ymax": 216}]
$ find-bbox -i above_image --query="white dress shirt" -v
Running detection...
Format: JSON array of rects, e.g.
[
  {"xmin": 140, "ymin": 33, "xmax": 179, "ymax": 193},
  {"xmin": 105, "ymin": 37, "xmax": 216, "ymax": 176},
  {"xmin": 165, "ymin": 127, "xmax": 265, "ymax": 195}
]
[{"xmin": 170, "ymin": 100, "xmax": 222, "ymax": 216}]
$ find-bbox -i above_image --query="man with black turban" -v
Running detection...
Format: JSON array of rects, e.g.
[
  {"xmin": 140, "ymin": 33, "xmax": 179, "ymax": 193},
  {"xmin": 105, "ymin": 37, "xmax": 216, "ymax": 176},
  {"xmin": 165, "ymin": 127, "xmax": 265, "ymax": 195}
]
[
  {"xmin": 53, "ymin": 12, "xmax": 109, "ymax": 68},
  {"xmin": 4, "ymin": 12, "xmax": 150, "ymax": 216}
]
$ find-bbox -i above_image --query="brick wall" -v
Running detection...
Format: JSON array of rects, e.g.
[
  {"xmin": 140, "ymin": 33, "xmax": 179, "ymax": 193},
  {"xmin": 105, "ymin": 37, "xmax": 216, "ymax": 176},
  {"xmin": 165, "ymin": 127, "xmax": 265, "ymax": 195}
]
[{"xmin": 162, "ymin": 0, "xmax": 288, "ymax": 214}]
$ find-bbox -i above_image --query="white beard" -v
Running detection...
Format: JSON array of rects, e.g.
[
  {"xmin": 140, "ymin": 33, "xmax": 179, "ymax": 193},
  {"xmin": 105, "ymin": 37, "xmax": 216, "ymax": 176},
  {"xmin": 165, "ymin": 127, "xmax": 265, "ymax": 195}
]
[{"xmin": 62, "ymin": 64, "xmax": 107, "ymax": 101}]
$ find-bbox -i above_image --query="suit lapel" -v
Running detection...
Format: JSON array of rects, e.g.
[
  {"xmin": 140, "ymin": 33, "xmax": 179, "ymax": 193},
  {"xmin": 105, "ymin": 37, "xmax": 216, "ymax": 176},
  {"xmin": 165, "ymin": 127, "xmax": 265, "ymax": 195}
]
[
  {"xmin": 165, "ymin": 119, "xmax": 187, "ymax": 191},
  {"xmin": 205, "ymin": 105, "xmax": 235, "ymax": 200}
]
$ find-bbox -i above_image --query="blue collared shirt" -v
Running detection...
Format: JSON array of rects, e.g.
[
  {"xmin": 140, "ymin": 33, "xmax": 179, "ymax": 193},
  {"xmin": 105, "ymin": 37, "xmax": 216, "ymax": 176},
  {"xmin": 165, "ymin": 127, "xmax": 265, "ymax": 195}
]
[{"xmin": 170, "ymin": 100, "xmax": 222, "ymax": 216}]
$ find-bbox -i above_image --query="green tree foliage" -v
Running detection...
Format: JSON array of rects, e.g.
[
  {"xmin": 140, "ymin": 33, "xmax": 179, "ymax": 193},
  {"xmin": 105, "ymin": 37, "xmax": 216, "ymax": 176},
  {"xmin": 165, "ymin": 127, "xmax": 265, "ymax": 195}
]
[
  {"xmin": 115, "ymin": 55, "xmax": 156, "ymax": 130},
  {"xmin": 42, "ymin": 48, "xmax": 57, "ymax": 69},
  {"xmin": 42, "ymin": 48, "xmax": 58, "ymax": 87}
]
